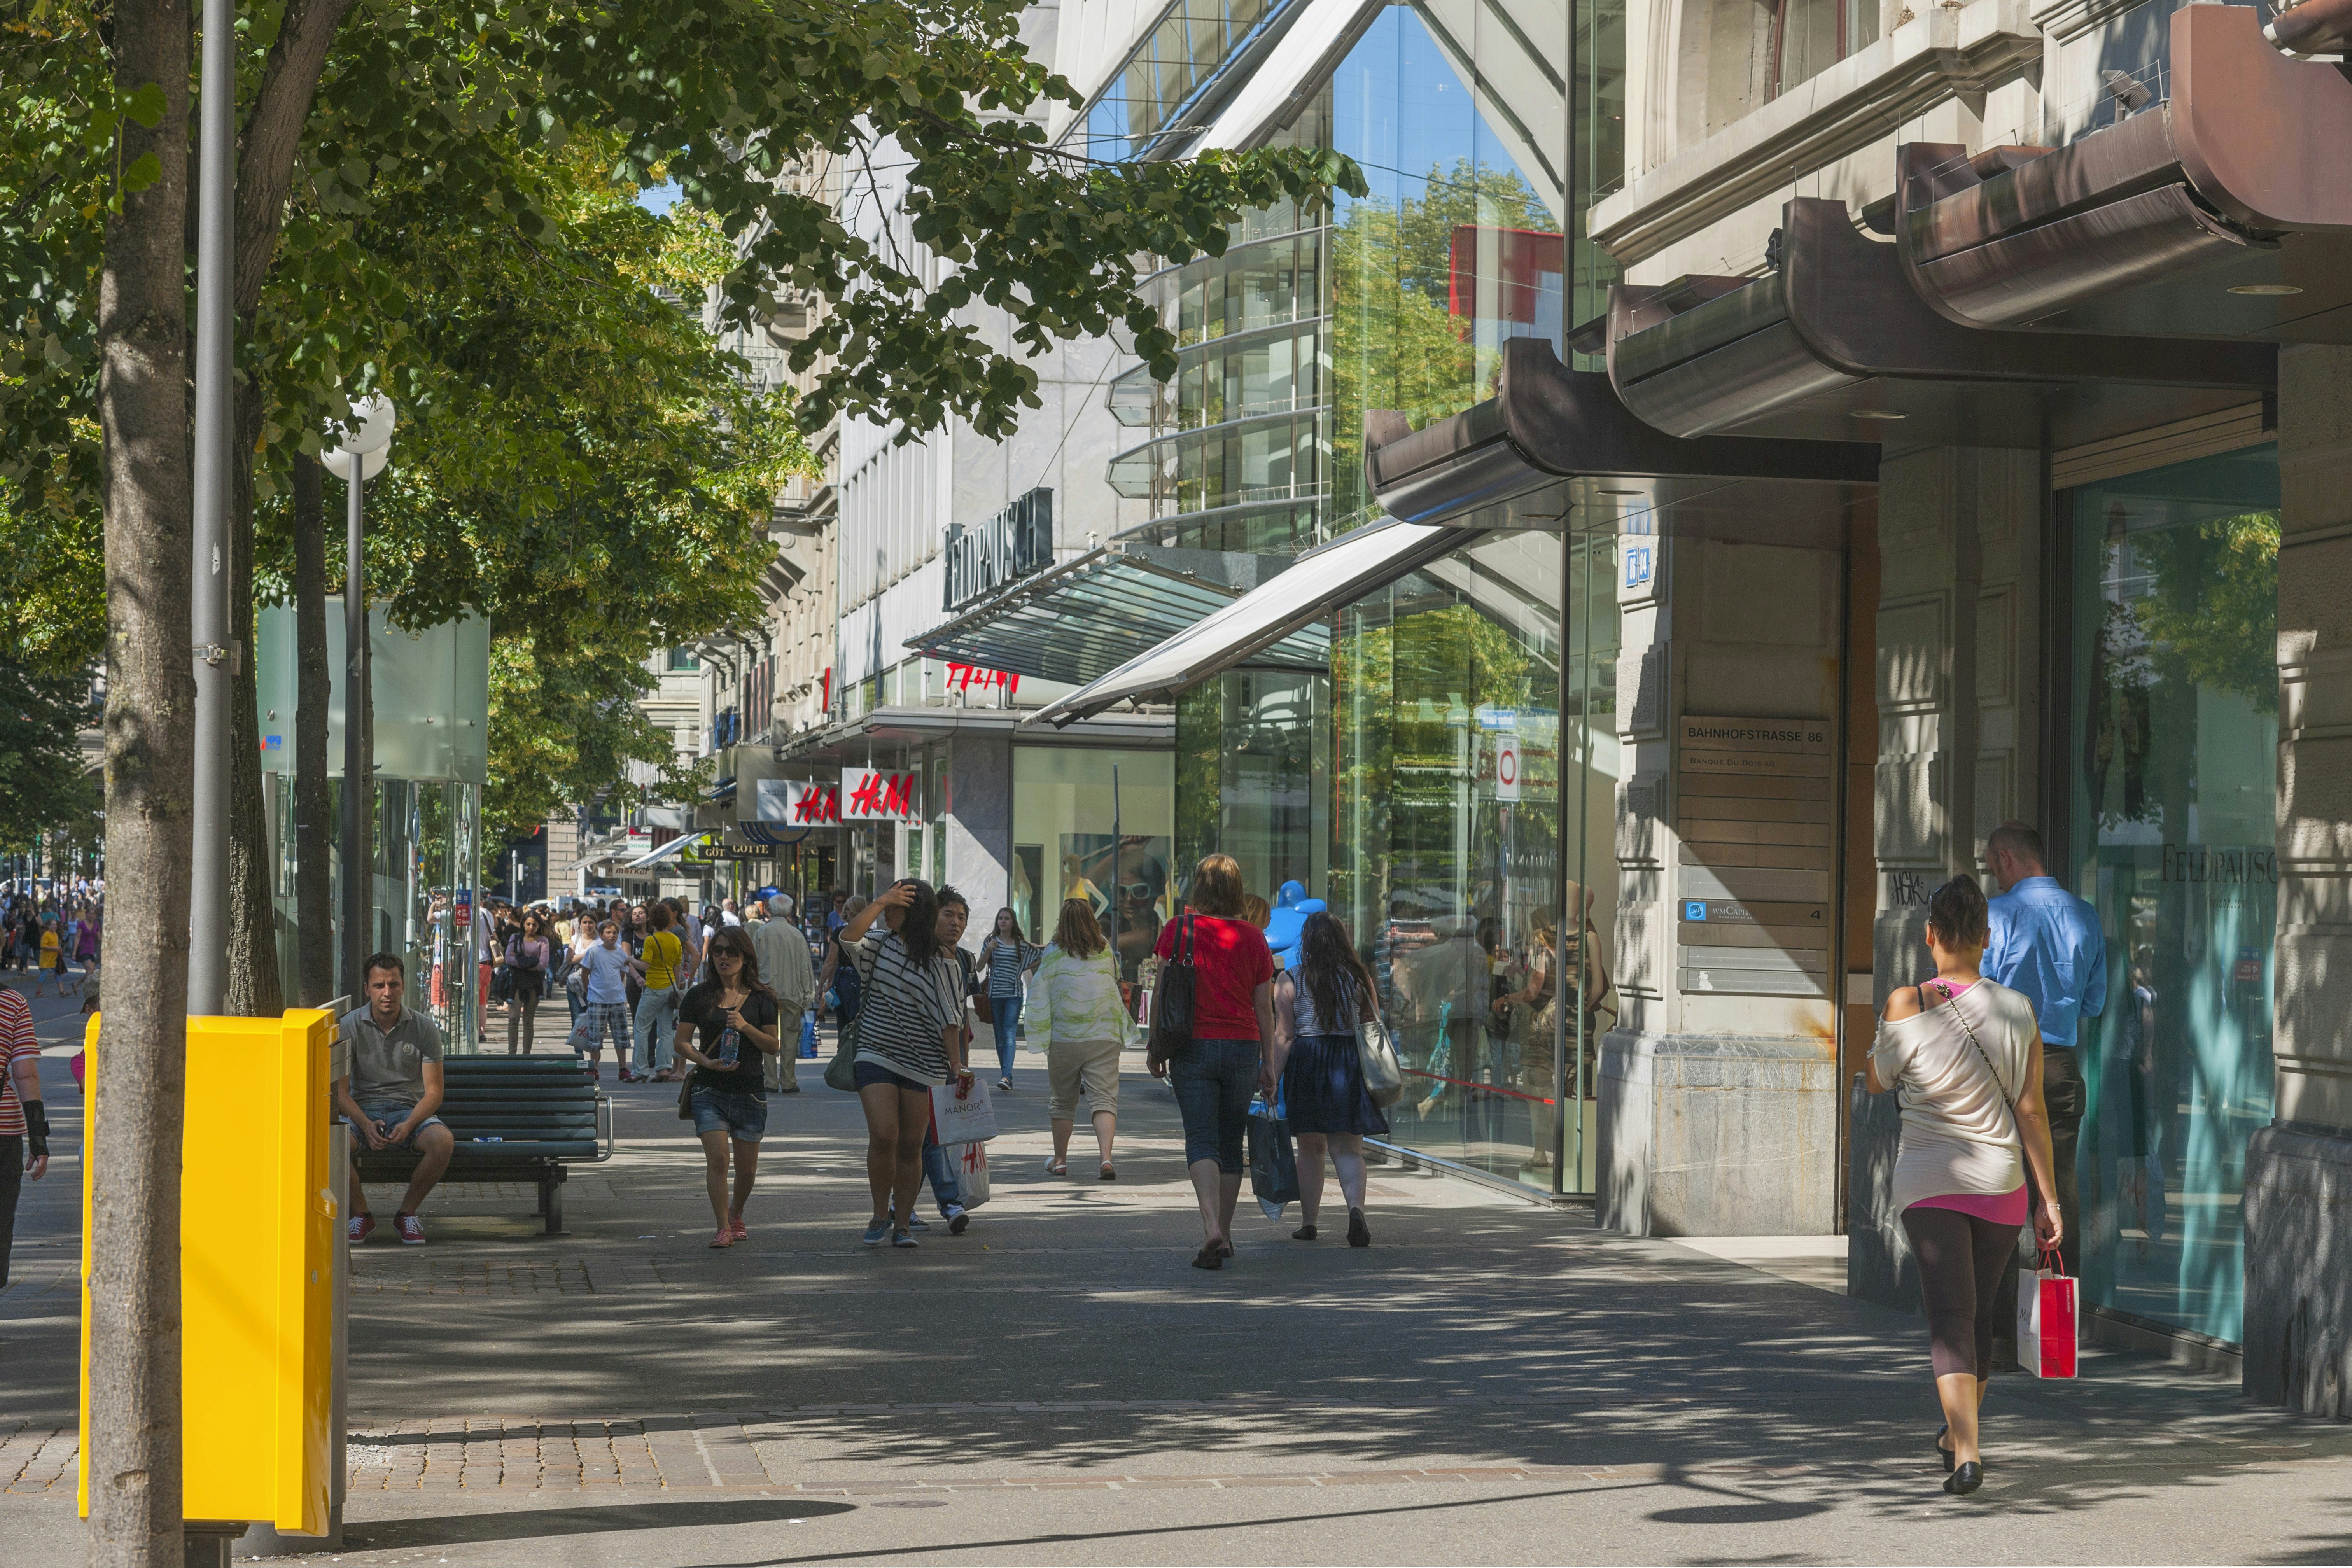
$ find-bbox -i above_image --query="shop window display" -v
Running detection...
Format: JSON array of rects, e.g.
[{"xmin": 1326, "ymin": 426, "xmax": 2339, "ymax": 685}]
[{"xmin": 2067, "ymin": 444, "xmax": 2279, "ymax": 1347}]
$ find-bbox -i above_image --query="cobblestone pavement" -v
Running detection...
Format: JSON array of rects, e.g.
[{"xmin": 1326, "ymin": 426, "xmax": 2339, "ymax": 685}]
[{"xmin": 7, "ymin": 1038, "xmax": 2352, "ymax": 1564}]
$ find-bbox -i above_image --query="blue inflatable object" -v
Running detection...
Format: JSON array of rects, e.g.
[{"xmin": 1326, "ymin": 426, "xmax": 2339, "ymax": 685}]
[{"xmin": 1262, "ymin": 879, "xmax": 1325, "ymax": 966}]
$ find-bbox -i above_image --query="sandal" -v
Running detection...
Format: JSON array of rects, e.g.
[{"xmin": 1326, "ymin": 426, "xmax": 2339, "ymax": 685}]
[
  {"xmin": 1216, "ymin": 1239, "xmax": 1236, "ymax": 1258},
  {"xmin": 1044, "ymin": 1158, "xmax": 1068, "ymax": 1176},
  {"xmin": 1099, "ymin": 1162, "xmax": 1117, "ymax": 1181},
  {"xmin": 708, "ymin": 1228, "xmax": 735, "ymax": 1249},
  {"xmin": 1190, "ymin": 1244, "xmax": 1224, "ymax": 1270}
]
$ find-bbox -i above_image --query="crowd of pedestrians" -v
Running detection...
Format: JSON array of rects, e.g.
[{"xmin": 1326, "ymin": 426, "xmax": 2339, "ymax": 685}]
[{"xmin": 0, "ymin": 881, "xmax": 102, "ymax": 1001}]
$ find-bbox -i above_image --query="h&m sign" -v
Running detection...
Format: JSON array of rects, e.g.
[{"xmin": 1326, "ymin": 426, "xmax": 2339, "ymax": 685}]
[
  {"xmin": 842, "ymin": 767, "xmax": 920, "ymax": 821},
  {"xmin": 943, "ymin": 488, "xmax": 1053, "ymax": 611}
]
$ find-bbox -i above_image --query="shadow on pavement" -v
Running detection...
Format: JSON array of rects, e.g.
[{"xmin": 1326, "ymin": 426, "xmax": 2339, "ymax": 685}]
[{"xmin": 341, "ymin": 1496, "xmax": 856, "ymax": 1549}]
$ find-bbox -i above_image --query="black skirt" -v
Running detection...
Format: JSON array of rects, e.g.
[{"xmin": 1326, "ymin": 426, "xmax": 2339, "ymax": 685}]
[{"xmin": 1280, "ymin": 1031, "xmax": 1390, "ymax": 1137}]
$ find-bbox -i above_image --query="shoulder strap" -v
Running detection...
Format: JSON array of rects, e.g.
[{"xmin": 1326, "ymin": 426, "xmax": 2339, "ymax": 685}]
[{"xmin": 1933, "ymin": 981, "xmax": 2020, "ymax": 1141}]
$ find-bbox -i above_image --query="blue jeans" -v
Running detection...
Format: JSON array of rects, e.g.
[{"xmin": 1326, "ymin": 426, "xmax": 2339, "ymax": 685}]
[
  {"xmin": 990, "ymin": 994, "xmax": 1022, "ymax": 1079},
  {"xmin": 920, "ymin": 1122, "xmax": 962, "ymax": 1214},
  {"xmin": 1169, "ymin": 1037, "xmax": 1260, "ymax": 1173}
]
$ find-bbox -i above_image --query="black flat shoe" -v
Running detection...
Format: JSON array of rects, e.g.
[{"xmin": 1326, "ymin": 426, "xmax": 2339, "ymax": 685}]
[
  {"xmin": 1937, "ymin": 1424, "xmax": 1954, "ymax": 1473},
  {"xmin": 1944, "ymin": 1461, "xmax": 1983, "ymax": 1496},
  {"xmin": 1191, "ymin": 1244, "xmax": 1224, "ymax": 1270},
  {"xmin": 1347, "ymin": 1208, "xmax": 1372, "ymax": 1248},
  {"xmin": 1292, "ymin": 1224, "xmax": 1318, "ymax": 1241}
]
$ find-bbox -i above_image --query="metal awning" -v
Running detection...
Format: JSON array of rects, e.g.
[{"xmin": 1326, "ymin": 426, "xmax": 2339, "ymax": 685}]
[
  {"xmin": 1026, "ymin": 518, "xmax": 1477, "ymax": 728},
  {"xmin": 618, "ymin": 831, "xmax": 710, "ymax": 872},
  {"xmin": 1605, "ymin": 197, "xmax": 2276, "ymax": 447},
  {"xmin": 1888, "ymin": 4, "xmax": 2352, "ymax": 341},
  {"xmin": 908, "ymin": 545, "xmax": 1325, "ymax": 686},
  {"xmin": 1367, "ymin": 338, "xmax": 1877, "ymax": 546}
]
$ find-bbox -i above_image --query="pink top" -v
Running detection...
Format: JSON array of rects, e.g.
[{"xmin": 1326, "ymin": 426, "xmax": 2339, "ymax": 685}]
[{"xmin": 1911, "ymin": 1183, "xmax": 2029, "ymax": 1225}]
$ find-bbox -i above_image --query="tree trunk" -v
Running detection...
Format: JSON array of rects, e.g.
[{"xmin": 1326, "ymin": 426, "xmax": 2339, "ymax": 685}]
[
  {"xmin": 226, "ymin": 374, "xmax": 284, "ymax": 1017},
  {"xmin": 291, "ymin": 455, "xmax": 336, "ymax": 1007},
  {"xmin": 90, "ymin": 2, "xmax": 193, "ymax": 1563}
]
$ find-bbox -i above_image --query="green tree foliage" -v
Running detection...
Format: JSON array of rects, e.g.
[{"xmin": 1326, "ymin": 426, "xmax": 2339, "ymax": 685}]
[
  {"xmin": 2136, "ymin": 513, "xmax": 2280, "ymax": 716},
  {"xmin": 0, "ymin": 658, "xmax": 100, "ymax": 853}
]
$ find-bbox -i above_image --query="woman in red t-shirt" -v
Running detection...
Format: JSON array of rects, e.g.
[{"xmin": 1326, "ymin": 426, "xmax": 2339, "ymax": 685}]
[{"xmin": 1152, "ymin": 853, "xmax": 1276, "ymax": 1270}]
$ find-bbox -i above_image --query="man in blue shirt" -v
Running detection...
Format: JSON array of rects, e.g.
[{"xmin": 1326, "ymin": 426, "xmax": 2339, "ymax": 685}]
[{"xmin": 1984, "ymin": 821, "xmax": 2106, "ymax": 1273}]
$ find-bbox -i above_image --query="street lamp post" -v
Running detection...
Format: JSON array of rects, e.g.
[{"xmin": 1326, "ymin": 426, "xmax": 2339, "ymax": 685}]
[
  {"xmin": 187, "ymin": 0, "xmax": 239, "ymax": 1015},
  {"xmin": 325, "ymin": 398, "xmax": 394, "ymax": 1000}
]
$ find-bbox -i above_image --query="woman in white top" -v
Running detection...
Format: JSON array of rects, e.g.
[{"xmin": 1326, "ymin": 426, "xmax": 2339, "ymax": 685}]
[
  {"xmin": 1268, "ymin": 911, "xmax": 1387, "ymax": 1247},
  {"xmin": 1030, "ymin": 900, "xmax": 1130, "ymax": 1180},
  {"xmin": 1867, "ymin": 873, "xmax": 2062, "ymax": 1496}
]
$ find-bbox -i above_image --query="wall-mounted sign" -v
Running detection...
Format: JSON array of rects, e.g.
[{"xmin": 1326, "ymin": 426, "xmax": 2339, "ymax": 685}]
[
  {"xmin": 943, "ymin": 488, "xmax": 1053, "ymax": 611},
  {"xmin": 842, "ymin": 767, "xmax": 919, "ymax": 821},
  {"xmin": 947, "ymin": 663, "xmax": 1021, "ymax": 699},
  {"xmin": 1675, "ymin": 714, "xmax": 1835, "ymax": 1000},
  {"xmin": 754, "ymin": 779, "xmax": 839, "ymax": 825},
  {"xmin": 1493, "ymin": 734, "xmax": 1522, "ymax": 801}
]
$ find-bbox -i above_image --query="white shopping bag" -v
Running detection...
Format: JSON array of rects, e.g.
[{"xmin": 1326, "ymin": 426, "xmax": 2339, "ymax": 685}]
[
  {"xmin": 931, "ymin": 1074, "xmax": 1000, "ymax": 1143},
  {"xmin": 955, "ymin": 1140, "xmax": 992, "ymax": 1209}
]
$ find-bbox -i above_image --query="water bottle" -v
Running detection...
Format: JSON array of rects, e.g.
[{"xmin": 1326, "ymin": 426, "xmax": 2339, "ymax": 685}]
[
  {"xmin": 477, "ymin": 1135, "xmax": 503, "ymax": 1143},
  {"xmin": 715, "ymin": 1025, "xmax": 741, "ymax": 1068}
]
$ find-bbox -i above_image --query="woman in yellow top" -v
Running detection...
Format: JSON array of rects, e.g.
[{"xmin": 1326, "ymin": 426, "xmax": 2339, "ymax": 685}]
[
  {"xmin": 32, "ymin": 920, "xmax": 62, "ymax": 998},
  {"xmin": 632, "ymin": 904, "xmax": 689, "ymax": 1083}
]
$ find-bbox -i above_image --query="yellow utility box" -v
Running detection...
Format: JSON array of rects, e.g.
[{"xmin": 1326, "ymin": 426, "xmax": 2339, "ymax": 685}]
[{"xmin": 80, "ymin": 1009, "xmax": 340, "ymax": 1537}]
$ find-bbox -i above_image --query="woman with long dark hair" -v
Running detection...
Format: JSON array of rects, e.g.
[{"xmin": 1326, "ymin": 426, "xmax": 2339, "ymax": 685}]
[
  {"xmin": 840, "ymin": 880, "xmax": 971, "ymax": 1248},
  {"xmin": 505, "ymin": 911, "xmax": 554, "ymax": 1055},
  {"xmin": 976, "ymin": 906, "xmax": 1042, "ymax": 1091},
  {"xmin": 1152, "ymin": 853, "xmax": 1275, "ymax": 1269},
  {"xmin": 671, "ymin": 925, "xmax": 784, "ymax": 1248},
  {"xmin": 1866, "ymin": 874, "xmax": 2062, "ymax": 1495},
  {"xmin": 1269, "ymin": 911, "xmax": 1387, "ymax": 1246}
]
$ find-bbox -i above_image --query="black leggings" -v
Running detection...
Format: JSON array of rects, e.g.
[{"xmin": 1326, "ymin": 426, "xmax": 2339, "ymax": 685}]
[{"xmin": 1901, "ymin": 1204, "xmax": 2022, "ymax": 1380}]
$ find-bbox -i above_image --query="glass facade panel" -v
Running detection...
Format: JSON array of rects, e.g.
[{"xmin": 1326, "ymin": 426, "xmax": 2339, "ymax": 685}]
[
  {"xmin": 1012, "ymin": 747, "xmax": 1177, "ymax": 984},
  {"xmin": 1328, "ymin": 532, "xmax": 1619, "ymax": 1189},
  {"xmin": 2067, "ymin": 444, "xmax": 2280, "ymax": 1346},
  {"xmin": 1175, "ymin": 670, "xmax": 1332, "ymax": 912}
]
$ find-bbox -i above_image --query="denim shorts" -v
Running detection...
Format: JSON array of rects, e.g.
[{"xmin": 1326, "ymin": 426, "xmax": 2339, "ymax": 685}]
[
  {"xmin": 852, "ymin": 1057, "xmax": 932, "ymax": 1094},
  {"xmin": 690, "ymin": 1087, "xmax": 768, "ymax": 1143},
  {"xmin": 346, "ymin": 1101, "xmax": 445, "ymax": 1151},
  {"xmin": 1169, "ymin": 1038, "xmax": 1261, "ymax": 1172}
]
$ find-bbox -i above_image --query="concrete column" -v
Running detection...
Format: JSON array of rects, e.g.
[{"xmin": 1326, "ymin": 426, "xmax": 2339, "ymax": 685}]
[
  {"xmin": 943, "ymin": 732, "xmax": 1014, "ymax": 915},
  {"xmin": 1598, "ymin": 534, "xmax": 1845, "ymax": 1237},
  {"xmin": 1848, "ymin": 445, "xmax": 2039, "ymax": 1308},
  {"xmin": 2245, "ymin": 345, "xmax": 2352, "ymax": 1414}
]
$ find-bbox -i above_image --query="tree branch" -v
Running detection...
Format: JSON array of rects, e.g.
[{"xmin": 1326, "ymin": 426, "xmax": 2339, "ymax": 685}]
[{"xmin": 233, "ymin": 0, "xmax": 357, "ymax": 316}]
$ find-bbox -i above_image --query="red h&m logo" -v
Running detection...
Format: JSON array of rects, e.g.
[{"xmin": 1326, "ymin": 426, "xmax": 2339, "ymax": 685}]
[
  {"xmin": 946, "ymin": 663, "xmax": 1020, "ymax": 699},
  {"xmin": 842, "ymin": 767, "xmax": 920, "ymax": 821},
  {"xmin": 789, "ymin": 782, "xmax": 840, "ymax": 824}
]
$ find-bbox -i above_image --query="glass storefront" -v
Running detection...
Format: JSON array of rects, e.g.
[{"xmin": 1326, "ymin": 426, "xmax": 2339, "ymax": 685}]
[
  {"xmin": 1012, "ymin": 747, "xmax": 1176, "ymax": 985},
  {"xmin": 1174, "ymin": 670, "xmax": 1332, "ymax": 909},
  {"xmin": 1331, "ymin": 530, "xmax": 1620, "ymax": 1189},
  {"xmin": 2067, "ymin": 443, "xmax": 2280, "ymax": 1346}
]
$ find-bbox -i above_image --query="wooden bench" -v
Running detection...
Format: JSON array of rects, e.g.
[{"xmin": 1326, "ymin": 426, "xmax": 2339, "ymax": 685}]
[{"xmin": 352, "ymin": 1055, "xmax": 611, "ymax": 1233}]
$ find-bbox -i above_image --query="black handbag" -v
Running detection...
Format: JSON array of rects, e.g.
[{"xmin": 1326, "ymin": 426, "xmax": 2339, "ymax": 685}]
[{"xmin": 1146, "ymin": 914, "xmax": 1197, "ymax": 1073}]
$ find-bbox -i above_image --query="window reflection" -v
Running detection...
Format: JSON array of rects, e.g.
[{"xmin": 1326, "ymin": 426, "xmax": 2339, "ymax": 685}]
[{"xmin": 2069, "ymin": 444, "xmax": 2279, "ymax": 1346}]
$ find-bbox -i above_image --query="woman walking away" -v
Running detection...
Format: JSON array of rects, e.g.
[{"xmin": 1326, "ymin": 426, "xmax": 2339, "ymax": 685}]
[
  {"xmin": 1867, "ymin": 874, "xmax": 2062, "ymax": 1496},
  {"xmin": 506, "ymin": 911, "xmax": 554, "ymax": 1055},
  {"xmin": 1270, "ymin": 911, "xmax": 1387, "ymax": 1246},
  {"xmin": 1032, "ymin": 900, "xmax": 1129, "ymax": 1180},
  {"xmin": 672, "ymin": 926, "xmax": 783, "ymax": 1248},
  {"xmin": 978, "ymin": 907, "xmax": 1042, "ymax": 1091},
  {"xmin": 1152, "ymin": 854, "xmax": 1275, "ymax": 1270},
  {"xmin": 842, "ymin": 881, "xmax": 971, "ymax": 1249}
]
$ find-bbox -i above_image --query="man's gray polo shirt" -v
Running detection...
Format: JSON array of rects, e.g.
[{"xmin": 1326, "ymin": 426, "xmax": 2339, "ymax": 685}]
[{"xmin": 341, "ymin": 1004, "xmax": 444, "ymax": 1104}]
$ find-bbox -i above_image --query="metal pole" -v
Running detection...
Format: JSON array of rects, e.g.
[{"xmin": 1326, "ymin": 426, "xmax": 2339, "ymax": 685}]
[
  {"xmin": 341, "ymin": 467, "xmax": 366, "ymax": 999},
  {"xmin": 1110, "ymin": 765, "xmax": 1122, "ymax": 997},
  {"xmin": 1570, "ymin": 534, "xmax": 1599, "ymax": 1193},
  {"xmin": 186, "ymin": 0, "xmax": 238, "ymax": 1016},
  {"xmin": 1550, "ymin": 529, "xmax": 1572, "ymax": 1197}
]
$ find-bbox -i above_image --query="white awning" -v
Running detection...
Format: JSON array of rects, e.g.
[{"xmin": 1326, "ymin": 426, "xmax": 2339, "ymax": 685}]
[
  {"xmin": 618, "ymin": 831, "xmax": 710, "ymax": 871},
  {"xmin": 1026, "ymin": 519, "xmax": 1481, "ymax": 728}
]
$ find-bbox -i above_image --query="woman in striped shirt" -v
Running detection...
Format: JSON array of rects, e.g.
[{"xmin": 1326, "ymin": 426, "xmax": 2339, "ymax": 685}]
[
  {"xmin": 976, "ymin": 907, "xmax": 1042, "ymax": 1091},
  {"xmin": 843, "ymin": 880, "xmax": 971, "ymax": 1248}
]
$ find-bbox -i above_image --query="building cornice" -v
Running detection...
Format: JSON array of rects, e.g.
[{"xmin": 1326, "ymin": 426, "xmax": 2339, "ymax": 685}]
[{"xmin": 1593, "ymin": 0, "xmax": 2042, "ymax": 268}]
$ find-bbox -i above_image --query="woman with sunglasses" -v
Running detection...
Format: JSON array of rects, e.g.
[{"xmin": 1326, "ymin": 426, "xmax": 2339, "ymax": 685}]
[{"xmin": 671, "ymin": 926, "xmax": 784, "ymax": 1248}]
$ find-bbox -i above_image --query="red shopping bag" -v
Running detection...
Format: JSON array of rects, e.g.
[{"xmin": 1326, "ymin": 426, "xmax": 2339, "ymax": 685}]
[{"xmin": 2017, "ymin": 1246, "xmax": 2078, "ymax": 1379}]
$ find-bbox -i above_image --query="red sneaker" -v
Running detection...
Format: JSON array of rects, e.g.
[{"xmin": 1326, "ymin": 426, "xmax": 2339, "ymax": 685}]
[
  {"xmin": 394, "ymin": 1213, "xmax": 427, "ymax": 1246},
  {"xmin": 348, "ymin": 1212, "xmax": 376, "ymax": 1244}
]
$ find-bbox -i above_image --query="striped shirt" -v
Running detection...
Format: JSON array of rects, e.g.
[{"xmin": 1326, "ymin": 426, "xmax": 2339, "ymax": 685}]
[
  {"xmin": 981, "ymin": 937, "xmax": 1041, "ymax": 999},
  {"xmin": 0, "ymin": 988, "xmax": 36, "ymax": 1138},
  {"xmin": 850, "ymin": 928, "xmax": 964, "ymax": 1087}
]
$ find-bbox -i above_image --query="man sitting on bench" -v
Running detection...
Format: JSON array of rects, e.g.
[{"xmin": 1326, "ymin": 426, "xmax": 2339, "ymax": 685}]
[{"xmin": 335, "ymin": 951, "xmax": 455, "ymax": 1246}]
